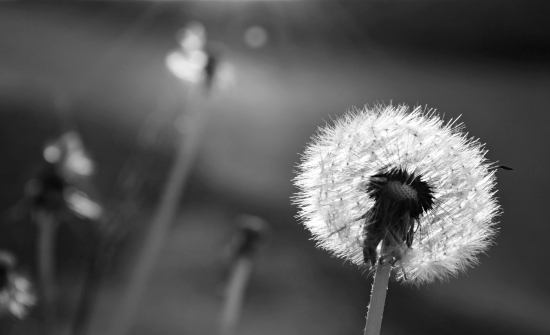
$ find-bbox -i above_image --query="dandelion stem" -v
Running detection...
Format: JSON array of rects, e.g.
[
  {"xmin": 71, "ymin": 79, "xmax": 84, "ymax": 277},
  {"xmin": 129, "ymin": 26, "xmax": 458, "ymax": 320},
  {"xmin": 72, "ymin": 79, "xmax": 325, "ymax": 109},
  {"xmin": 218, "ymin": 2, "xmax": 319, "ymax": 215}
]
[
  {"xmin": 37, "ymin": 211, "xmax": 58, "ymax": 335},
  {"xmin": 220, "ymin": 257, "xmax": 253, "ymax": 335},
  {"xmin": 108, "ymin": 87, "xmax": 209, "ymax": 335},
  {"xmin": 70, "ymin": 235, "xmax": 102, "ymax": 335},
  {"xmin": 364, "ymin": 261, "xmax": 391, "ymax": 335}
]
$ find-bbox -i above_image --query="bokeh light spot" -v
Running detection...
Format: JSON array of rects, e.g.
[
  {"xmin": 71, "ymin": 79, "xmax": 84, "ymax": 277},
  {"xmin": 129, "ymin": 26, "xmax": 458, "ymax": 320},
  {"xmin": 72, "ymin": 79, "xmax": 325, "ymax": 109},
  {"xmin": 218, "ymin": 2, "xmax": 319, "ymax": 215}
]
[
  {"xmin": 243, "ymin": 26, "xmax": 268, "ymax": 49},
  {"xmin": 44, "ymin": 145, "xmax": 61, "ymax": 163}
]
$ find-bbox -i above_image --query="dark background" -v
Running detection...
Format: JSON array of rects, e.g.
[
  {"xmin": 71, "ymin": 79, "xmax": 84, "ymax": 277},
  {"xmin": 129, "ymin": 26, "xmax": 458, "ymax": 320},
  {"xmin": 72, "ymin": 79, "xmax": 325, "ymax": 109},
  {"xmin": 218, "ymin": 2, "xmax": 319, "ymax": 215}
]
[{"xmin": 1, "ymin": 1, "xmax": 549, "ymax": 334}]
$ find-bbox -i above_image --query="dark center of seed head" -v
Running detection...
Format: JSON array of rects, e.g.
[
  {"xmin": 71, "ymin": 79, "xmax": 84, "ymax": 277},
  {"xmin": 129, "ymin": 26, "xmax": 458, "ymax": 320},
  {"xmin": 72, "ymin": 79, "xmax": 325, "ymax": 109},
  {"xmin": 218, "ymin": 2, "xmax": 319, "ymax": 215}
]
[
  {"xmin": 362, "ymin": 169, "xmax": 434, "ymax": 267},
  {"xmin": 366, "ymin": 168, "xmax": 435, "ymax": 221},
  {"xmin": 386, "ymin": 181, "xmax": 418, "ymax": 202}
]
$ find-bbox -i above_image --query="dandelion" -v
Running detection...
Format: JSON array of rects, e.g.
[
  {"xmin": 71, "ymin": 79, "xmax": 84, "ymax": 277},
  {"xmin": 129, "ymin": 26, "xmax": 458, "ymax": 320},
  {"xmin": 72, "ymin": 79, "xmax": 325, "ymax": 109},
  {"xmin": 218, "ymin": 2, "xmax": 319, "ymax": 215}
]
[
  {"xmin": 26, "ymin": 131, "xmax": 102, "ymax": 335},
  {"xmin": 0, "ymin": 251, "xmax": 37, "ymax": 320},
  {"xmin": 293, "ymin": 104, "xmax": 500, "ymax": 334},
  {"xmin": 44, "ymin": 131, "xmax": 95, "ymax": 178},
  {"xmin": 219, "ymin": 215, "xmax": 269, "ymax": 335},
  {"xmin": 166, "ymin": 21, "xmax": 234, "ymax": 94},
  {"xmin": 166, "ymin": 22, "xmax": 209, "ymax": 85}
]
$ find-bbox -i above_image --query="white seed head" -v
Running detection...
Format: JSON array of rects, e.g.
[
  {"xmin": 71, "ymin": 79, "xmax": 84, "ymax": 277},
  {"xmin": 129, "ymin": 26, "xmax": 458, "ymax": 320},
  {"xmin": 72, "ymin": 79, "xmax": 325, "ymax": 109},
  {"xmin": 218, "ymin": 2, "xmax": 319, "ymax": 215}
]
[{"xmin": 293, "ymin": 104, "xmax": 500, "ymax": 285}]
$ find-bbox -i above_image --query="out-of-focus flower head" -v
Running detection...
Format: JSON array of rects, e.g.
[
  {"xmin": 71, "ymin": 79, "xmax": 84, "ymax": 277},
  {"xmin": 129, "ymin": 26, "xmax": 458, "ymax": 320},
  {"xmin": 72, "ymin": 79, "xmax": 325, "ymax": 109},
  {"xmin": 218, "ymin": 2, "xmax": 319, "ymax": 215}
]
[
  {"xmin": 166, "ymin": 21, "xmax": 234, "ymax": 92},
  {"xmin": 25, "ymin": 132, "xmax": 102, "ymax": 220},
  {"xmin": 219, "ymin": 215, "xmax": 269, "ymax": 297},
  {"xmin": 166, "ymin": 21, "xmax": 208, "ymax": 84},
  {"xmin": 43, "ymin": 131, "xmax": 95, "ymax": 178},
  {"xmin": 0, "ymin": 251, "xmax": 37, "ymax": 319},
  {"xmin": 293, "ymin": 105, "xmax": 500, "ymax": 284},
  {"xmin": 229, "ymin": 215, "xmax": 270, "ymax": 259}
]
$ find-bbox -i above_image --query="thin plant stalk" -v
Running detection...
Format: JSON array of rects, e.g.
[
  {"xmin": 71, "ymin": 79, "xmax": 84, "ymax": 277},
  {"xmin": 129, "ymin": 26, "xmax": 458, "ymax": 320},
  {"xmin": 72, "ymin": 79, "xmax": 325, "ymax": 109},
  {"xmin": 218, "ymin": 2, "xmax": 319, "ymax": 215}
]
[
  {"xmin": 108, "ymin": 88, "xmax": 209, "ymax": 335},
  {"xmin": 365, "ymin": 214, "xmax": 413, "ymax": 335},
  {"xmin": 73, "ymin": 84, "xmax": 182, "ymax": 335},
  {"xmin": 219, "ymin": 257, "xmax": 253, "ymax": 335},
  {"xmin": 36, "ymin": 211, "xmax": 59, "ymax": 335},
  {"xmin": 70, "ymin": 234, "xmax": 101, "ymax": 335},
  {"xmin": 364, "ymin": 260, "xmax": 391, "ymax": 335}
]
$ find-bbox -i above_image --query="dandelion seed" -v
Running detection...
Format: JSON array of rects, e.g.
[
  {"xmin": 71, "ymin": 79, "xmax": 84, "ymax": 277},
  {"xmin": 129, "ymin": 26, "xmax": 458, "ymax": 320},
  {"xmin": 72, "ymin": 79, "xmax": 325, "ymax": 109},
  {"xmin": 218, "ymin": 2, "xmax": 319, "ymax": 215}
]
[{"xmin": 294, "ymin": 104, "xmax": 500, "ymax": 284}]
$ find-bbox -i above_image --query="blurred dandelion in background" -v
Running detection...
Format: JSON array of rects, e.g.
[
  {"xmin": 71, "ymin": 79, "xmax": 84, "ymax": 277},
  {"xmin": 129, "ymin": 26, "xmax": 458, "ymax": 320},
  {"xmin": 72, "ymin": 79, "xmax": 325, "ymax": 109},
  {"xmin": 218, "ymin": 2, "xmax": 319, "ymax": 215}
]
[
  {"xmin": 34, "ymin": 131, "xmax": 102, "ymax": 221},
  {"xmin": 166, "ymin": 22, "xmax": 209, "ymax": 85},
  {"xmin": 44, "ymin": 132, "xmax": 95, "ymax": 178},
  {"xmin": 293, "ymin": 104, "xmax": 500, "ymax": 334},
  {"xmin": 219, "ymin": 215, "xmax": 269, "ymax": 335},
  {"xmin": 24, "ymin": 131, "xmax": 102, "ymax": 335},
  {"xmin": 0, "ymin": 251, "xmax": 36, "ymax": 320},
  {"xmin": 166, "ymin": 21, "xmax": 234, "ymax": 94}
]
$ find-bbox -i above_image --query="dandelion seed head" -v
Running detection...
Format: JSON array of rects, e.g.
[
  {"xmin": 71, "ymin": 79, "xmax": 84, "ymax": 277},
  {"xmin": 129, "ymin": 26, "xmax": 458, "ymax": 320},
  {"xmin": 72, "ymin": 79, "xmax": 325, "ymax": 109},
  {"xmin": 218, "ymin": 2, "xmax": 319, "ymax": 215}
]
[{"xmin": 293, "ymin": 104, "xmax": 500, "ymax": 285}]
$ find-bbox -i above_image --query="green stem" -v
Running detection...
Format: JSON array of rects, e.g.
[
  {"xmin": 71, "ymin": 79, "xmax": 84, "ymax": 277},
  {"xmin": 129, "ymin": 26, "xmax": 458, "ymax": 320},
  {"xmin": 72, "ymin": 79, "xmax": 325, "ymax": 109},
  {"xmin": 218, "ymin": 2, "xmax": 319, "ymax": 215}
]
[
  {"xmin": 364, "ymin": 262, "xmax": 391, "ymax": 335},
  {"xmin": 219, "ymin": 257, "xmax": 253, "ymax": 335}
]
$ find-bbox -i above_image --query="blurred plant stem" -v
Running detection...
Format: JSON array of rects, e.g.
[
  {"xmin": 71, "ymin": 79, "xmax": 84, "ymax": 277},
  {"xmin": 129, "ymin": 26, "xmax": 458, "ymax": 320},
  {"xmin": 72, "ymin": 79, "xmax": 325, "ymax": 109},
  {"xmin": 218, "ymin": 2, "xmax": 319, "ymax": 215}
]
[
  {"xmin": 36, "ymin": 211, "xmax": 59, "ymax": 335},
  {"xmin": 71, "ymin": 80, "xmax": 180, "ymax": 335},
  {"xmin": 70, "ymin": 233, "xmax": 103, "ymax": 335},
  {"xmin": 364, "ymin": 261, "xmax": 391, "ymax": 335},
  {"xmin": 108, "ymin": 86, "xmax": 209, "ymax": 335},
  {"xmin": 219, "ymin": 257, "xmax": 253, "ymax": 335}
]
